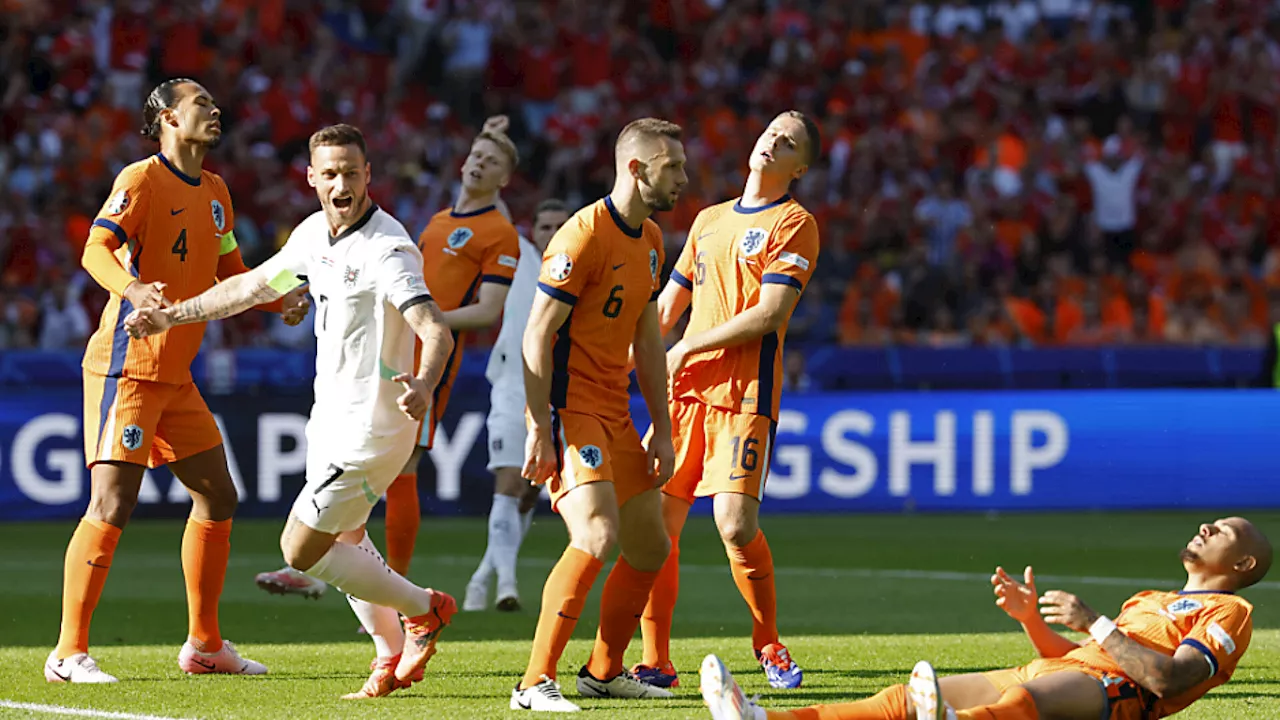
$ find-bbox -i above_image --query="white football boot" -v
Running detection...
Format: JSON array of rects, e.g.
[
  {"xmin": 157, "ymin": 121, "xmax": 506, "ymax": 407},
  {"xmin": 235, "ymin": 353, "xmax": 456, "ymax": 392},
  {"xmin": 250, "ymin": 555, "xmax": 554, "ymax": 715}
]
[
  {"xmin": 511, "ymin": 675, "xmax": 581, "ymax": 712},
  {"xmin": 45, "ymin": 651, "xmax": 118, "ymax": 683}
]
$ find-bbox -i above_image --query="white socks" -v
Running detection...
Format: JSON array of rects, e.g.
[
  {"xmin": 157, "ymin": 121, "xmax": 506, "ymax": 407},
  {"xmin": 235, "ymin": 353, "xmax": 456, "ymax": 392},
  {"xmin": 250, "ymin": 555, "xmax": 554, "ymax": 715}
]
[
  {"xmin": 306, "ymin": 531, "xmax": 434, "ymax": 618},
  {"xmin": 343, "ymin": 534, "xmax": 405, "ymax": 658},
  {"xmin": 488, "ymin": 494, "xmax": 522, "ymax": 591}
]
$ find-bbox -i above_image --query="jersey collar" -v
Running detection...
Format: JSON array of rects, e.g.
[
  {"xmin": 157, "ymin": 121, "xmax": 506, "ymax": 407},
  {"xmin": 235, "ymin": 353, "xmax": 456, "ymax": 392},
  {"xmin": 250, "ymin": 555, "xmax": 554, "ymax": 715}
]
[
  {"xmin": 330, "ymin": 203, "xmax": 378, "ymax": 246},
  {"xmin": 604, "ymin": 196, "xmax": 643, "ymax": 238},
  {"xmin": 450, "ymin": 204, "xmax": 496, "ymax": 218},
  {"xmin": 156, "ymin": 153, "xmax": 201, "ymax": 187},
  {"xmin": 1177, "ymin": 589, "xmax": 1236, "ymax": 595},
  {"xmin": 733, "ymin": 194, "xmax": 791, "ymax": 214}
]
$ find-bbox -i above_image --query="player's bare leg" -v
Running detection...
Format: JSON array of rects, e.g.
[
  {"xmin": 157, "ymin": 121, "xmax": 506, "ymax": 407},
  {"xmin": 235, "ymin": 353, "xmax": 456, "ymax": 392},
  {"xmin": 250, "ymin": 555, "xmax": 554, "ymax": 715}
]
[
  {"xmin": 635, "ymin": 493, "xmax": 692, "ymax": 688},
  {"xmin": 714, "ymin": 492, "xmax": 800, "ymax": 688},
  {"xmin": 280, "ymin": 513, "xmax": 456, "ymax": 693},
  {"xmin": 46, "ymin": 461, "xmax": 144, "ymax": 683},
  {"xmin": 169, "ymin": 444, "xmax": 267, "ymax": 675},
  {"xmin": 515, "ymin": 483, "xmax": 621, "ymax": 712},
  {"xmin": 577, "ymin": 487, "xmax": 673, "ymax": 699}
]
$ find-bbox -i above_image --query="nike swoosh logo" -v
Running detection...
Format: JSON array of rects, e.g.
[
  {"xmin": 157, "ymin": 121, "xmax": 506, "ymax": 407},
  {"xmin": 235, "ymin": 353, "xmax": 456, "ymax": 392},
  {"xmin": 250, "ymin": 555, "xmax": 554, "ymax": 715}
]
[
  {"xmin": 47, "ymin": 662, "xmax": 71, "ymax": 681},
  {"xmin": 518, "ymin": 697, "xmax": 533, "ymax": 709},
  {"xmin": 729, "ymin": 474, "xmax": 749, "ymax": 482},
  {"xmin": 697, "ymin": 232, "xmax": 714, "ymax": 240},
  {"xmin": 191, "ymin": 657, "xmax": 216, "ymax": 670},
  {"xmin": 170, "ymin": 208, "xmax": 185, "ymax": 216},
  {"xmin": 557, "ymin": 611, "xmax": 579, "ymax": 620},
  {"xmin": 613, "ymin": 263, "xmax": 625, "ymax": 270},
  {"xmin": 86, "ymin": 560, "xmax": 110, "ymax": 569}
]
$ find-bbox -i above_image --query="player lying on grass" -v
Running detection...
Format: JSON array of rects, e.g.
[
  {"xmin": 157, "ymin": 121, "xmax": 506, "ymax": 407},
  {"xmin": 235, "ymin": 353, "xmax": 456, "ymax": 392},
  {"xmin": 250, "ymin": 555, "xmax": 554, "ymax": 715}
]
[{"xmin": 701, "ymin": 516, "xmax": 1272, "ymax": 720}]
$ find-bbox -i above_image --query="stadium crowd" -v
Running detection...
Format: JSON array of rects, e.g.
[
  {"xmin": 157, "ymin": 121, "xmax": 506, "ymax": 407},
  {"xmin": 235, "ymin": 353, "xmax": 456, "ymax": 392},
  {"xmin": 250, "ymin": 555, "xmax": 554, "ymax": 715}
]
[{"xmin": 4, "ymin": 0, "xmax": 1280, "ymax": 351}]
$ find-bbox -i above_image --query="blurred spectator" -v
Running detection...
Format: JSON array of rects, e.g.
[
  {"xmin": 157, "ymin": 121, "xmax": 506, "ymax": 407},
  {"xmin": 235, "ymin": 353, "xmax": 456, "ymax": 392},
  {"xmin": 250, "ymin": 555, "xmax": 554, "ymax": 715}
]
[{"xmin": 4, "ymin": 0, "xmax": 1280, "ymax": 353}]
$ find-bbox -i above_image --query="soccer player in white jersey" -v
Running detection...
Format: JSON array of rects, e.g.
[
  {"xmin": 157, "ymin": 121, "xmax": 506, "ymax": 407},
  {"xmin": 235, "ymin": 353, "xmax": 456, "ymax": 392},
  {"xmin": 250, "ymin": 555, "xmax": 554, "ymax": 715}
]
[
  {"xmin": 125, "ymin": 124, "xmax": 458, "ymax": 699},
  {"xmin": 464, "ymin": 198, "xmax": 571, "ymax": 612}
]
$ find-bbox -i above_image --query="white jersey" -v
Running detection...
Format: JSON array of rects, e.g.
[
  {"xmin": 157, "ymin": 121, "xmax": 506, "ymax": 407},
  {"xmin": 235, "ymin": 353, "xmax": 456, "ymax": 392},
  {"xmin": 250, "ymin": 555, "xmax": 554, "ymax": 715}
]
[
  {"xmin": 260, "ymin": 205, "xmax": 433, "ymax": 447},
  {"xmin": 485, "ymin": 234, "xmax": 540, "ymax": 399}
]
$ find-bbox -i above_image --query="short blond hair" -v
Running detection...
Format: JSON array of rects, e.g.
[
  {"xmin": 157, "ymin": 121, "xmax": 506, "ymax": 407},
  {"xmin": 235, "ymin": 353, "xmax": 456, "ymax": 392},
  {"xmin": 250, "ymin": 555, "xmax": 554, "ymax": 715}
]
[
  {"xmin": 474, "ymin": 131, "xmax": 519, "ymax": 170},
  {"xmin": 616, "ymin": 118, "xmax": 683, "ymax": 151}
]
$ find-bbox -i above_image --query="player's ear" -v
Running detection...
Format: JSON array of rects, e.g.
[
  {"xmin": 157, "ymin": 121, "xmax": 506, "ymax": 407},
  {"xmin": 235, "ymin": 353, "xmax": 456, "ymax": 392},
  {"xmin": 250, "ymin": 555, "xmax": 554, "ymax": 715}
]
[
  {"xmin": 792, "ymin": 164, "xmax": 808, "ymax": 182},
  {"xmin": 628, "ymin": 157, "xmax": 644, "ymax": 182},
  {"xmin": 1236, "ymin": 554, "xmax": 1258, "ymax": 574},
  {"xmin": 306, "ymin": 165, "xmax": 317, "ymax": 189},
  {"xmin": 364, "ymin": 162, "xmax": 371, "ymax": 184}
]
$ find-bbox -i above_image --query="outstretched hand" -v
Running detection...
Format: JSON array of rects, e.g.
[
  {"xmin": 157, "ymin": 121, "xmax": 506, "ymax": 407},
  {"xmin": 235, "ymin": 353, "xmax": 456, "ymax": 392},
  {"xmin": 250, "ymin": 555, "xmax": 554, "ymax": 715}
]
[
  {"xmin": 992, "ymin": 565, "xmax": 1040, "ymax": 624},
  {"xmin": 125, "ymin": 307, "xmax": 174, "ymax": 339},
  {"xmin": 392, "ymin": 373, "xmax": 429, "ymax": 421},
  {"xmin": 281, "ymin": 287, "xmax": 310, "ymax": 326}
]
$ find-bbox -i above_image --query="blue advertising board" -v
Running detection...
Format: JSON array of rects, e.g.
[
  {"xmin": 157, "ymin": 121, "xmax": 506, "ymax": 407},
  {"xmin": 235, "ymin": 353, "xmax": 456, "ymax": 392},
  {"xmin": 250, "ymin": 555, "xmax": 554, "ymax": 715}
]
[{"xmin": 1, "ymin": 389, "xmax": 1277, "ymax": 520}]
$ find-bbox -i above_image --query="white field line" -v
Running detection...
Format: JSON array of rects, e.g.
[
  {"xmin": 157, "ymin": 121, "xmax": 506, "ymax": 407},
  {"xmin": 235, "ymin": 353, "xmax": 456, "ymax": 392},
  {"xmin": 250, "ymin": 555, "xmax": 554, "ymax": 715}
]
[
  {"xmin": 3, "ymin": 553, "xmax": 1276, "ymax": 592},
  {"xmin": 0, "ymin": 701, "xmax": 196, "ymax": 720}
]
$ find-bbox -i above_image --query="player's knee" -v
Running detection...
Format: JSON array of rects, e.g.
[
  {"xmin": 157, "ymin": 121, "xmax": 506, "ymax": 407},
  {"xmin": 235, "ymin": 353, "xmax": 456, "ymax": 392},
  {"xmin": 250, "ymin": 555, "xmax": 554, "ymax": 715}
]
[
  {"xmin": 625, "ymin": 533, "xmax": 671, "ymax": 572},
  {"xmin": 716, "ymin": 515, "xmax": 758, "ymax": 549},
  {"xmin": 572, "ymin": 515, "xmax": 618, "ymax": 559},
  {"xmin": 86, "ymin": 489, "xmax": 138, "ymax": 527},
  {"xmin": 201, "ymin": 483, "xmax": 238, "ymax": 519}
]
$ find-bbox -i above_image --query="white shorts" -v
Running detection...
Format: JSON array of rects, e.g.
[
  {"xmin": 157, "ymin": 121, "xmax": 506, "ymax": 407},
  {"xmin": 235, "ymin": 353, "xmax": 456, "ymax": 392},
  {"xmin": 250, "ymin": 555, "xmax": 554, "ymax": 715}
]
[
  {"xmin": 486, "ymin": 409, "xmax": 526, "ymax": 472},
  {"xmin": 291, "ymin": 428, "xmax": 417, "ymax": 534}
]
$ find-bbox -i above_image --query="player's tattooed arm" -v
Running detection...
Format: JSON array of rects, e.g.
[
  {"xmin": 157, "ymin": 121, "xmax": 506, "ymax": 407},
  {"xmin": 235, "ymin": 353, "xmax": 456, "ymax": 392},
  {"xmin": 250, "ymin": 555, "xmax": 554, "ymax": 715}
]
[
  {"xmin": 125, "ymin": 269, "xmax": 286, "ymax": 337},
  {"xmin": 1100, "ymin": 636, "xmax": 1213, "ymax": 698},
  {"xmin": 402, "ymin": 299, "xmax": 454, "ymax": 392},
  {"xmin": 1040, "ymin": 589, "xmax": 1212, "ymax": 697},
  {"xmin": 166, "ymin": 271, "xmax": 284, "ymax": 325}
]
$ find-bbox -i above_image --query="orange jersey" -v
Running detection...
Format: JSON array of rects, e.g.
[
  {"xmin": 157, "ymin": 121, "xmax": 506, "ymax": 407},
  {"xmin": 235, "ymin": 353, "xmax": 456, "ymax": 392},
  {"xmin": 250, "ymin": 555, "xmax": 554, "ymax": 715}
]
[
  {"xmin": 538, "ymin": 197, "xmax": 664, "ymax": 419},
  {"xmin": 670, "ymin": 195, "xmax": 819, "ymax": 419},
  {"xmin": 1067, "ymin": 590, "xmax": 1253, "ymax": 717},
  {"xmin": 417, "ymin": 205, "xmax": 519, "ymax": 382},
  {"xmin": 83, "ymin": 155, "xmax": 243, "ymax": 384}
]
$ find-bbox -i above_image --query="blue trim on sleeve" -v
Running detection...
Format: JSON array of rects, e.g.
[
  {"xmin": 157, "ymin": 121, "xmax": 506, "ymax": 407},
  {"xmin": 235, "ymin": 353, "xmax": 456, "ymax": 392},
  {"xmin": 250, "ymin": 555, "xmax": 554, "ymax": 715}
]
[
  {"xmin": 762, "ymin": 273, "xmax": 803, "ymax": 290},
  {"xmin": 482, "ymin": 274, "xmax": 514, "ymax": 286},
  {"xmin": 156, "ymin": 153, "xmax": 201, "ymax": 186},
  {"xmin": 92, "ymin": 218, "xmax": 128, "ymax": 248},
  {"xmin": 671, "ymin": 270, "xmax": 693, "ymax": 290},
  {"xmin": 733, "ymin": 194, "xmax": 791, "ymax": 214},
  {"xmin": 1181, "ymin": 638, "xmax": 1219, "ymax": 677},
  {"xmin": 537, "ymin": 282, "xmax": 578, "ymax": 306}
]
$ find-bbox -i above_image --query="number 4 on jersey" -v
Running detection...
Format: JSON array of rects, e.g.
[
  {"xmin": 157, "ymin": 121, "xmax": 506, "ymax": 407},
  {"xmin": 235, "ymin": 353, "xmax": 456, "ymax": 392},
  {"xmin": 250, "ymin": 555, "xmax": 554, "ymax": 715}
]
[{"xmin": 172, "ymin": 229, "xmax": 188, "ymax": 262}]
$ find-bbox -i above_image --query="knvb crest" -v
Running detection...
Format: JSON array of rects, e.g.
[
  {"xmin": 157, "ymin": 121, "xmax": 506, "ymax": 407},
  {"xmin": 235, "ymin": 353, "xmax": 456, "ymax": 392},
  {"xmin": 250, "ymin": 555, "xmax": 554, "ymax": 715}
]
[
  {"xmin": 579, "ymin": 445, "xmax": 603, "ymax": 469},
  {"xmin": 343, "ymin": 265, "xmax": 360, "ymax": 288},
  {"xmin": 447, "ymin": 227, "xmax": 474, "ymax": 249},
  {"xmin": 739, "ymin": 228, "xmax": 767, "ymax": 257},
  {"xmin": 211, "ymin": 200, "xmax": 226, "ymax": 232}
]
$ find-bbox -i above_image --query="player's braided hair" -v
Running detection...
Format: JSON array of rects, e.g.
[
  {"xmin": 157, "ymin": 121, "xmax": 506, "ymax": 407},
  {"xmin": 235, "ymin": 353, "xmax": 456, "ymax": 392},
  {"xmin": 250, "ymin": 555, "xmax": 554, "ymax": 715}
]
[{"xmin": 140, "ymin": 78, "xmax": 197, "ymax": 141}]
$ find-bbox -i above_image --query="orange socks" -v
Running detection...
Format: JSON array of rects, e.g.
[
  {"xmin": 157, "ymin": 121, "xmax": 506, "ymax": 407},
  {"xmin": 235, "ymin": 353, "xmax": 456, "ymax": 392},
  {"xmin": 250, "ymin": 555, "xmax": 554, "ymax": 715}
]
[
  {"xmin": 765, "ymin": 684, "xmax": 907, "ymax": 720},
  {"xmin": 384, "ymin": 473, "xmax": 420, "ymax": 576},
  {"xmin": 641, "ymin": 517, "xmax": 685, "ymax": 668},
  {"xmin": 587, "ymin": 557, "xmax": 660, "ymax": 679},
  {"xmin": 56, "ymin": 518, "xmax": 122, "ymax": 659},
  {"xmin": 728, "ymin": 529, "xmax": 778, "ymax": 651},
  {"xmin": 182, "ymin": 518, "xmax": 231, "ymax": 653},
  {"xmin": 521, "ymin": 547, "xmax": 602, "ymax": 689},
  {"xmin": 957, "ymin": 687, "xmax": 1039, "ymax": 720}
]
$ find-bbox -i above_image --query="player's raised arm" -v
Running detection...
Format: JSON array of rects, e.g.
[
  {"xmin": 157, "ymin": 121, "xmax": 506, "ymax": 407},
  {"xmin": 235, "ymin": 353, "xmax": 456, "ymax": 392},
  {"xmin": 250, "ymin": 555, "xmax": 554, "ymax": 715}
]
[
  {"xmin": 124, "ymin": 264, "xmax": 302, "ymax": 338},
  {"xmin": 991, "ymin": 566, "xmax": 1081, "ymax": 659}
]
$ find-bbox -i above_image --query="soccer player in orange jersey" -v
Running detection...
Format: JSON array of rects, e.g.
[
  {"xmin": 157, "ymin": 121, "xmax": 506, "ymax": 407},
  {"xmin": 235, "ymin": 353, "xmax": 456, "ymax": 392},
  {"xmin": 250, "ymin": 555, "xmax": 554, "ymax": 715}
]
[
  {"xmin": 47, "ymin": 78, "xmax": 307, "ymax": 684},
  {"xmin": 632, "ymin": 111, "xmax": 822, "ymax": 691},
  {"xmin": 702, "ymin": 517, "xmax": 1273, "ymax": 720},
  {"xmin": 385, "ymin": 117, "xmax": 521, "ymax": 577},
  {"xmin": 510, "ymin": 119, "xmax": 687, "ymax": 712}
]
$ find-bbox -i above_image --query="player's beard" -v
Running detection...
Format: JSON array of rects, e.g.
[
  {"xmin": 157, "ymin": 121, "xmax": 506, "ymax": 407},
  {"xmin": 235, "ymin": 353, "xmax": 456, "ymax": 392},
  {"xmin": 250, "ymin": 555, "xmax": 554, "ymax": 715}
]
[
  {"xmin": 1179, "ymin": 547, "xmax": 1200, "ymax": 564},
  {"xmin": 640, "ymin": 182, "xmax": 677, "ymax": 213}
]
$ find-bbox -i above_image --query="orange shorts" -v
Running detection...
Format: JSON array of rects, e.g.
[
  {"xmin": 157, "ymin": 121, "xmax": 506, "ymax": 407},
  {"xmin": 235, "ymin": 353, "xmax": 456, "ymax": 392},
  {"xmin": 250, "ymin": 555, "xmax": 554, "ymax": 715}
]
[
  {"xmin": 83, "ymin": 370, "xmax": 222, "ymax": 469},
  {"xmin": 984, "ymin": 658, "xmax": 1149, "ymax": 720},
  {"xmin": 544, "ymin": 409, "xmax": 654, "ymax": 511},
  {"xmin": 661, "ymin": 399, "xmax": 776, "ymax": 504}
]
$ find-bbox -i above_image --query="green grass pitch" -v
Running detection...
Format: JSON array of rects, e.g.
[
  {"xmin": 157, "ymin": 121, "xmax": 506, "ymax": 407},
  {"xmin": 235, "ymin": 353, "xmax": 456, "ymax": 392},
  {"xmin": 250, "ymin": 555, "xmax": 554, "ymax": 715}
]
[{"xmin": 1, "ymin": 512, "xmax": 1277, "ymax": 719}]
